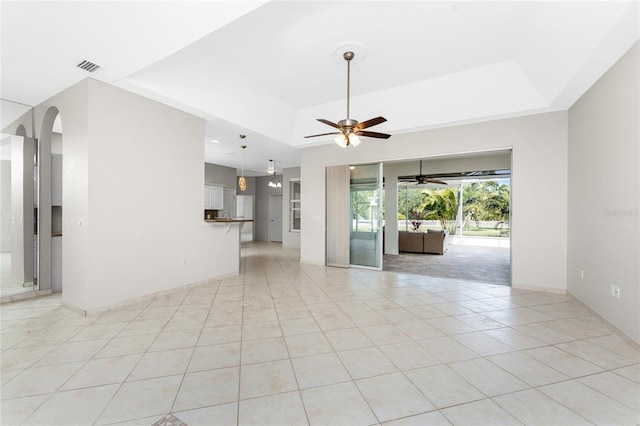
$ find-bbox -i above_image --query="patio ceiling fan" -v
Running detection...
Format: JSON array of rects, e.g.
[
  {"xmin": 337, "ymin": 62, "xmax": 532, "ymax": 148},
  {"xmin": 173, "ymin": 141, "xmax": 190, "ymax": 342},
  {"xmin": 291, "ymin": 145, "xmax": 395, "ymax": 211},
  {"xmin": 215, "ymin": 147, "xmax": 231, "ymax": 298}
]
[
  {"xmin": 304, "ymin": 51, "xmax": 391, "ymax": 148},
  {"xmin": 399, "ymin": 160, "xmax": 448, "ymax": 186}
]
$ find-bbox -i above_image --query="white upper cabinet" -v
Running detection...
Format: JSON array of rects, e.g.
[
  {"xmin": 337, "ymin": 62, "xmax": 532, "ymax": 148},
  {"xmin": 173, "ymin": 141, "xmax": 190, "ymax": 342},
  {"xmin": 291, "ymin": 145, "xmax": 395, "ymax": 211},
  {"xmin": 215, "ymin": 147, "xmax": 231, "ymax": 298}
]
[{"xmin": 204, "ymin": 185, "xmax": 224, "ymax": 210}]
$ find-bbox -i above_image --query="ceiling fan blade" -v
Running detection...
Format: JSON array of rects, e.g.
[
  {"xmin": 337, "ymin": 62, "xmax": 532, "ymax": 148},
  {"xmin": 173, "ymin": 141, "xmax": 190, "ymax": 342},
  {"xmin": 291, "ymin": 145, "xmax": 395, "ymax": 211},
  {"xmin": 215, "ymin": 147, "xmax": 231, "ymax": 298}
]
[
  {"xmin": 398, "ymin": 177, "xmax": 418, "ymax": 183},
  {"xmin": 417, "ymin": 176, "xmax": 448, "ymax": 186},
  {"xmin": 304, "ymin": 131, "xmax": 341, "ymax": 138},
  {"xmin": 317, "ymin": 118, "xmax": 342, "ymax": 129},
  {"xmin": 356, "ymin": 130, "xmax": 391, "ymax": 139},
  {"xmin": 354, "ymin": 116, "xmax": 387, "ymax": 130}
]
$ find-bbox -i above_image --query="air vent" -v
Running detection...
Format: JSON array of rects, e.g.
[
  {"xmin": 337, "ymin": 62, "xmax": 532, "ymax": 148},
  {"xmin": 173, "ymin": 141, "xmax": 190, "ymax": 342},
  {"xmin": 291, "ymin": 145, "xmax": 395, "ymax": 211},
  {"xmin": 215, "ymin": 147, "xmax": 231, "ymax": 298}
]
[{"xmin": 76, "ymin": 60, "xmax": 101, "ymax": 73}]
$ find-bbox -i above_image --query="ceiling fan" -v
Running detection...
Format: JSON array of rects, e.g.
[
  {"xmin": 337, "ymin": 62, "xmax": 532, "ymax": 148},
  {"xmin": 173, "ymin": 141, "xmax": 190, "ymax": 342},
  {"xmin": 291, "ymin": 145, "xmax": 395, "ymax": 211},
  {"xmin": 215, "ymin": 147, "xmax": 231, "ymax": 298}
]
[
  {"xmin": 399, "ymin": 160, "xmax": 448, "ymax": 187},
  {"xmin": 304, "ymin": 51, "xmax": 391, "ymax": 148}
]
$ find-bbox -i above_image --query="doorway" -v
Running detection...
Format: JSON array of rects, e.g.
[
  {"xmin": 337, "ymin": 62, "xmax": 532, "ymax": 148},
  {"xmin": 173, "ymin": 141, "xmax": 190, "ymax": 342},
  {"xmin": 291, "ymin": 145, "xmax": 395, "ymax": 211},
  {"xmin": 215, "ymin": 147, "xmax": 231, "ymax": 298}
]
[
  {"xmin": 349, "ymin": 163, "xmax": 383, "ymax": 270},
  {"xmin": 0, "ymin": 132, "xmax": 37, "ymax": 298},
  {"xmin": 389, "ymin": 154, "xmax": 511, "ymax": 285},
  {"xmin": 269, "ymin": 194, "xmax": 282, "ymax": 242}
]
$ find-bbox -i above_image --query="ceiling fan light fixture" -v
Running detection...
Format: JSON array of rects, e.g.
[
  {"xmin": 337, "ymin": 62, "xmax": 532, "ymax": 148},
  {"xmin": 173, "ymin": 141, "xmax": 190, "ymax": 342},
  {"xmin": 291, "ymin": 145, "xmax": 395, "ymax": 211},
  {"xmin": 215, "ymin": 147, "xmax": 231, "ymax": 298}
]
[
  {"xmin": 334, "ymin": 133, "xmax": 348, "ymax": 148},
  {"xmin": 334, "ymin": 132, "xmax": 361, "ymax": 148}
]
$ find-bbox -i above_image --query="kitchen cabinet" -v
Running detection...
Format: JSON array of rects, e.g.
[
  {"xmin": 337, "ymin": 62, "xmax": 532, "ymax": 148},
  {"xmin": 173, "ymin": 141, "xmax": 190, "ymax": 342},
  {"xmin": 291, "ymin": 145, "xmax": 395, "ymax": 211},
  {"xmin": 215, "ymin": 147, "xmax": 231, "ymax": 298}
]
[{"xmin": 204, "ymin": 185, "xmax": 224, "ymax": 210}]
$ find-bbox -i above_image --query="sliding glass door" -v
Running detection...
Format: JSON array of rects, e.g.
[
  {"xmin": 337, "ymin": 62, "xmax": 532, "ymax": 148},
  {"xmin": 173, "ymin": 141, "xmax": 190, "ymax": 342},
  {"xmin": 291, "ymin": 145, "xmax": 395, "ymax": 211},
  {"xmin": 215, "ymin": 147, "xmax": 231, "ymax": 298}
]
[{"xmin": 349, "ymin": 163, "xmax": 383, "ymax": 269}]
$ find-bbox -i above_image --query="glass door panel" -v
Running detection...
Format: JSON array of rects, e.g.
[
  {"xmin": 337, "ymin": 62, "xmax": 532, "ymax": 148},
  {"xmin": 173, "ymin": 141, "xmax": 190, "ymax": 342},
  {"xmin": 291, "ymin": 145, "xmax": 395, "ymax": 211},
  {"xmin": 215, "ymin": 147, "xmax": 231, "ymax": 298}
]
[{"xmin": 349, "ymin": 163, "xmax": 383, "ymax": 269}]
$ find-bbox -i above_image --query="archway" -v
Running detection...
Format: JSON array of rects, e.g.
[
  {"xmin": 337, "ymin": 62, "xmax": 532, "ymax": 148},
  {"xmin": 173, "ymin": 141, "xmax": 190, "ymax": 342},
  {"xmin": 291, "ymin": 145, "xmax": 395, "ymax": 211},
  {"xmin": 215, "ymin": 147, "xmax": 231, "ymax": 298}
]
[
  {"xmin": 0, "ymin": 123, "xmax": 39, "ymax": 298},
  {"xmin": 38, "ymin": 106, "xmax": 63, "ymax": 293}
]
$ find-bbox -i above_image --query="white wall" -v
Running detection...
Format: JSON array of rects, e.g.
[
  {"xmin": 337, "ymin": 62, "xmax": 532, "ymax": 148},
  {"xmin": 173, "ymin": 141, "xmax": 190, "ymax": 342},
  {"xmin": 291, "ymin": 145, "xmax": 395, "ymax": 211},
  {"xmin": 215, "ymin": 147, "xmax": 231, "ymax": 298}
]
[
  {"xmin": 282, "ymin": 167, "xmax": 300, "ymax": 249},
  {"xmin": 1, "ymin": 160, "xmax": 11, "ymax": 253},
  {"xmin": 29, "ymin": 78, "xmax": 239, "ymax": 311},
  {"xmin": 301, "ymin": 112, "xmax": 569, "ymax": 292},
  {"xmin": 205, "ymin": 162, "xmax": 237, "ymax": 189},
  {"xmin": 39, "ymin": 81, "xmax": 89, "ymax": 307},
  {"xmin": 568, "ymin": 42, "xmax": 639, "ymax": 343},
  {"xmin": 52, "ymin": 132, "xmax": 62, "ymax": 155}
]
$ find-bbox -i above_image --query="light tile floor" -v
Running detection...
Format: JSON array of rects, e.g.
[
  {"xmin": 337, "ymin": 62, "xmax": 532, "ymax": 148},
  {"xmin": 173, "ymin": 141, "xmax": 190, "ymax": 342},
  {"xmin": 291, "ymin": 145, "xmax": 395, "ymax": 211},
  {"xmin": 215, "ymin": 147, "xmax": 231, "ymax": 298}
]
[
  {"xmin": 0, "ymin": 252, "xmax": 36, "ymax": 299},
  {"xmin": 1, "ymin": 242, "xmax": 639, "ymax": 425}
]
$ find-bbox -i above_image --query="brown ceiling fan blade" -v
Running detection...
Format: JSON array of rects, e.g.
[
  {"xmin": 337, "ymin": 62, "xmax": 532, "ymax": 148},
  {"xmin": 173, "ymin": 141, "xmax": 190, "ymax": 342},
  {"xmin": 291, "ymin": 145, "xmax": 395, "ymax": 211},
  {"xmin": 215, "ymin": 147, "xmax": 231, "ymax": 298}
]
[
  {"xmin": 354, "ymin": 116, "xmax": 387, "ymax": 130},
  {"xmin": 356, "ymin": 130, "xmax": 391, "ymax": 139},
  {"xmin": 304, "ymin": 131, "xmax": 340, "ymax": 138},
  {"xmin": 427, "ymin": 179, "xmax": 448, "ymax": 185},
  {"xmin": 398, "ymin": 178, "xmax": 418, "ymax": 183},
  {"xmin": 317, "ymin": 118, "xmax": 342, "ymax": 129}
]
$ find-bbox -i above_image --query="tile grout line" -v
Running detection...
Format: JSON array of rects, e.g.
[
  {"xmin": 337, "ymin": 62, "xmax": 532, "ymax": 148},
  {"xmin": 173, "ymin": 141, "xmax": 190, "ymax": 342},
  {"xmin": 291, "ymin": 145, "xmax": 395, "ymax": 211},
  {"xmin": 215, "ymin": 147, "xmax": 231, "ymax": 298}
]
[{"xmin": 1, "ymin": 242, "xmax": 638, "ymax": 425}]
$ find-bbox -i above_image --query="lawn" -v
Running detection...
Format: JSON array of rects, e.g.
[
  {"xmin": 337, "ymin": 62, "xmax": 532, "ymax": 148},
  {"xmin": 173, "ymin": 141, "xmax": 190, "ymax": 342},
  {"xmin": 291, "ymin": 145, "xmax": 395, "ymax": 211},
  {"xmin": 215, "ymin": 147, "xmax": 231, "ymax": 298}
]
[{"xmin": 463, "ymin": 227, "xmax": 510, "ymax": 237}]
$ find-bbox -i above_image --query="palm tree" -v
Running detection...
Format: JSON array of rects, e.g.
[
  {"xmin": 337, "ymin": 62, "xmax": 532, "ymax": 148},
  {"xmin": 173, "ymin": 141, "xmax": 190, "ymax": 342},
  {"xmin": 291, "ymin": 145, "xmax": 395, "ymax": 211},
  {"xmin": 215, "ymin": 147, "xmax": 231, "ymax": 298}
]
[
  {"xmin": 419, "ymin": 188, "xmax": 459, "ymax": 234},
  {"xmin": 462, "ymin": 180, "xmax": 510, "ymax": 233},
  {"xmin": 485, "ymin": 182, "xmax": 510, "ymax": 232}
]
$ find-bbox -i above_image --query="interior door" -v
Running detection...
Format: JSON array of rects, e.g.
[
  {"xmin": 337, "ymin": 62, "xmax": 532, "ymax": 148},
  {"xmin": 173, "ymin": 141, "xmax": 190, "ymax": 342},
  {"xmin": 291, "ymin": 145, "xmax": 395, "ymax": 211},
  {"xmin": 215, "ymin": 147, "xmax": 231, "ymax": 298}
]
[
  {"xmin": 269, "ymin": 194, "xmax": 283, "ymax": 242},
  {"xmin": 326, "ymin": 165, "xmax": 350, "ymax": 267},
  {"xmin": 349, "ymin": 163, "xmax": 383, "ymax": 270}
]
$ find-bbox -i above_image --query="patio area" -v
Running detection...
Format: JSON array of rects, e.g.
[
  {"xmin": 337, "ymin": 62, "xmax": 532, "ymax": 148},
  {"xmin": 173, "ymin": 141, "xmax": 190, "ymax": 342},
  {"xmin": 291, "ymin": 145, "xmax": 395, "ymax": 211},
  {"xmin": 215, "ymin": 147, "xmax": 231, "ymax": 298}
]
[{"xmin": 384, "ymin": 237, "xmax": 511, "ymax": 286}]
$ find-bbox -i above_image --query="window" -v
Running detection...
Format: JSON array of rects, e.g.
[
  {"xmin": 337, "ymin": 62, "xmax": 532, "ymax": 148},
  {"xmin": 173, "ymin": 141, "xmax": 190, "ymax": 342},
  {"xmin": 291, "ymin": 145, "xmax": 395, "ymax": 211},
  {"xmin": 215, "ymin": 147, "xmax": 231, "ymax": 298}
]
[{"xmin": 289, "ymin": 179, "xmax": 301, "ymax": 232}]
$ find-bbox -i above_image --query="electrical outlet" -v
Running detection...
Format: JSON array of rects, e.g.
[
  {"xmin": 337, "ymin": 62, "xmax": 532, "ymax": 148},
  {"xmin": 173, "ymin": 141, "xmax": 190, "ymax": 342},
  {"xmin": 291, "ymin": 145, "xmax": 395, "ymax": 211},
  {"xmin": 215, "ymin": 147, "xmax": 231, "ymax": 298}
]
[
  {"xmin": 580, "ymin": 270, "xmax": 584, "ymax": 279},
  {"xmin": 613, "ymin": 286, "xmax": 621, "ymax": 299}
]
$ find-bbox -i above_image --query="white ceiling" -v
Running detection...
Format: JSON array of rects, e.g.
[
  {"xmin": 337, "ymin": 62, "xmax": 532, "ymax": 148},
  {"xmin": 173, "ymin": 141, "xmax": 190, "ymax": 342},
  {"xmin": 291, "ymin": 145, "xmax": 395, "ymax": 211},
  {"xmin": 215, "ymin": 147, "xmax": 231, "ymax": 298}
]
[{"xmin": 2, "ymin": 1, "xmax": 638, "ymax": 176}]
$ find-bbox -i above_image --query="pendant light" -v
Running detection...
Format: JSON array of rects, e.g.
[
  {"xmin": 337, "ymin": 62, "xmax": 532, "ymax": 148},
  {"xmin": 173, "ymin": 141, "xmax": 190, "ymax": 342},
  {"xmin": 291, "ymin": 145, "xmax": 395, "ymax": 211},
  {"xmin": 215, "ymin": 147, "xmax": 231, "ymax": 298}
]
[
  {"xmin": 268, "ymin": 159, "xmax": 281, "ymax": 188},
  {"xmin": 238, "ymin": 136, "xmax": 247, "ymax": 192}
]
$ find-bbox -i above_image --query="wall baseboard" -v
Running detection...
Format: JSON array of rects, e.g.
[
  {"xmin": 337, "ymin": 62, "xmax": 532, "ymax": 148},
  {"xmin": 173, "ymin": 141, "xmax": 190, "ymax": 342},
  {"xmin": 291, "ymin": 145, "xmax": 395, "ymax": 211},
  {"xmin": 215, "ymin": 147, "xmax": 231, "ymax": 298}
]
[
  {"xmin": 63, "ymin": 273, "xmax": 238, "ymax": 317},
  {"xmin": 511, "ymin": 283, "xmax": 567, "ymax": 294},
  {"xmin": 299, "ymin": 259, "xmax": 326, "ymax": 266},
  {"xmin": 568, "ymin": 291, "xmax": 640, "ymax": 351},
  {"xmin": 0, "ymin": 288, "xmax": 53, "ymax": 305}
]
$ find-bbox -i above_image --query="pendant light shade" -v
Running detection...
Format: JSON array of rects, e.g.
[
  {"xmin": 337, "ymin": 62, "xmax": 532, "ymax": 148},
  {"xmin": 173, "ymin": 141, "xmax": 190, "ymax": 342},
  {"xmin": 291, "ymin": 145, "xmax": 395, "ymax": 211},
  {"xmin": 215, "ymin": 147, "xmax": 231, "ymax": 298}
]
[
  {"xmin": 268, "ymin": 159, "xmax": 281, "ymax": 188},
  {"xmin": 334, "ymin": 132, "xmax": 361, "ymax": 148},
  {"xmin": 239, "ymin": 138, "xmax": 247, "ymax": 192},
  {"xmin": 268, "ymin": 176, "xmax": 282, "ymax": 188}
]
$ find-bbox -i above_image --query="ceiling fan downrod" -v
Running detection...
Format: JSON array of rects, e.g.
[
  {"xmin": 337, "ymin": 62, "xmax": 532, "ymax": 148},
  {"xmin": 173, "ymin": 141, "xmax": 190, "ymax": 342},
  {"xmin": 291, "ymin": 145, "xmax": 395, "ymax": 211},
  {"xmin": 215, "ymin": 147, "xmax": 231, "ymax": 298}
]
[
  {"xmin": 303, "ymin": 48, "xmax": 390, "ymax": 144},
  {"xmin": 339, "ymin": 51, "xmax": 359, "ymax": 132},
  {"xmin": 345, "ymin": 51, "xmax": 353, "ymax": 121}
]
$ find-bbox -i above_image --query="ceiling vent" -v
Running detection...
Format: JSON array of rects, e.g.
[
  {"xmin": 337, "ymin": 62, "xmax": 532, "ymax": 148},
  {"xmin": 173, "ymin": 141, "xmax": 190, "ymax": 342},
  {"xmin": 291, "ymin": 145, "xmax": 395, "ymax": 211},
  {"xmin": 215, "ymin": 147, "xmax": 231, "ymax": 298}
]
[{"xmin": 76, "ymin": 60, "xmax": 101, "ymax": 73}]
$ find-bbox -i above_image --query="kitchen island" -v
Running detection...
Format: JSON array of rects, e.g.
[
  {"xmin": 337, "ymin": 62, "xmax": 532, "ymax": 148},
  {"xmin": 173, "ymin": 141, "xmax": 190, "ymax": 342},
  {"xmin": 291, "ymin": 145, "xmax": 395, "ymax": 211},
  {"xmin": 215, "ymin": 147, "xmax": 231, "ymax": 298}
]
[
  {"xmin": 204, "ymin": 219, "xmax": 254, "ymax": 266},
  {"xmin": 204, "ymin": 218, "xmax": 253, "ymax": 233}
]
